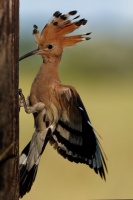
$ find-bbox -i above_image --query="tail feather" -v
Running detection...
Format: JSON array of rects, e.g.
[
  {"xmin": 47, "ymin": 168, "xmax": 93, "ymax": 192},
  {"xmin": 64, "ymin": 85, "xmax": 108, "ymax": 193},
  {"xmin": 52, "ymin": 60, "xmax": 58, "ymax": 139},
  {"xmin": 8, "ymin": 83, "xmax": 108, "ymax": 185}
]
[
  {"xmin": 19, "ymin": 141, "xmax": 30, "ymax": 165},
  {"xmin": 19, "ymin": 126, "xmax": 52, "ymax": 197},
  {"xmin": 20, "ymin": 163, "xmax": 39, "ymax": 198},
  {"xmin": 19, "ymin": 141, "xmax": 41, "ymax": 198}
]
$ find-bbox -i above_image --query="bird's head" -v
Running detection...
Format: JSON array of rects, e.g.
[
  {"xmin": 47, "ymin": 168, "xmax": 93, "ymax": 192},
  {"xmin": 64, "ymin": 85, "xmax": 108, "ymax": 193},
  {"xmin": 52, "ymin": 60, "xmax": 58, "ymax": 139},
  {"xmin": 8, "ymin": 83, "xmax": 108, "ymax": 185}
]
[{"xmin": 19, "ymin": 10, "xmax": 91, "ymax": 62}]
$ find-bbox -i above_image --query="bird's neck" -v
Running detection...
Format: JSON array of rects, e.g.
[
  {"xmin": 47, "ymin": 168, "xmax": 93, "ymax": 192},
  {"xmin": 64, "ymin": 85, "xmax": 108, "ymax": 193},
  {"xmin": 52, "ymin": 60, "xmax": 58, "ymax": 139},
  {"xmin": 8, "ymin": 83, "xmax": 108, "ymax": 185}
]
[
  {"xmin": 30, "ymin": 56, "xmax": 62, "ymax": 104},
  {"xmin": 35, "ymin": 56, "xmax": 61, "ymax": 84}
]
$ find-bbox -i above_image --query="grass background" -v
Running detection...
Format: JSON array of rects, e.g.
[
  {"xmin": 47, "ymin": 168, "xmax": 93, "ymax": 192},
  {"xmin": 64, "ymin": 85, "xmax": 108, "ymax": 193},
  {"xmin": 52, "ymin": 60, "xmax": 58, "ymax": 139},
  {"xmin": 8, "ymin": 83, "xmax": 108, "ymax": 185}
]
[{"xmin": 19, "ymin": 1, "xmax": 133, "ymax": 199}]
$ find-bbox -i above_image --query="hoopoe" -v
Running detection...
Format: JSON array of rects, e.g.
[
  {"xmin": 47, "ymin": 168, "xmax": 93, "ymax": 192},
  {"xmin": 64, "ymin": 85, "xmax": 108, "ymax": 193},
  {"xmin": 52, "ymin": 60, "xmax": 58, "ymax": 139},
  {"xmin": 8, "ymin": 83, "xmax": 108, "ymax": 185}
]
[{"xmin": 19, "ymin": 10, "xmax": 107, "ymax": 198}]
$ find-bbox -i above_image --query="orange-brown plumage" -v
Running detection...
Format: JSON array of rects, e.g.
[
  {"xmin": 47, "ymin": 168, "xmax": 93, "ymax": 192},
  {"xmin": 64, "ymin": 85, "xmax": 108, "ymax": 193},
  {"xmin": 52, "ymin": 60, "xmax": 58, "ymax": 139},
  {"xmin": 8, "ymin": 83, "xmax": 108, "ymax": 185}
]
[
  {"xmin": 33, "ymin": 10, "xmax": 90, "ymax": 50},
  {"xmin": 19, "ymin": 10, "xmax": 107, "ymax": 198}
]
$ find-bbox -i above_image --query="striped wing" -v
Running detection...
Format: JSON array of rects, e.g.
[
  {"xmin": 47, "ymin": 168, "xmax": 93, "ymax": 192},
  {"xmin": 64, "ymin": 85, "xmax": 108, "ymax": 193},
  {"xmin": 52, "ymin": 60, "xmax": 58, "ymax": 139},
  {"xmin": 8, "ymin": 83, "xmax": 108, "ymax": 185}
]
[{"xmin": 49, "ymin": 86, "xmax": 107, "ymax": 179}]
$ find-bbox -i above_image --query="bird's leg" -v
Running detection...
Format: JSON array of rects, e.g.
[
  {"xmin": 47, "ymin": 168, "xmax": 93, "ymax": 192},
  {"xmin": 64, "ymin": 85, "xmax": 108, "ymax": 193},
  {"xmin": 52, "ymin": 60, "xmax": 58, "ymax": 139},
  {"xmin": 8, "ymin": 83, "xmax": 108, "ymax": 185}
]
[{"xmin": 19, "ymin": 88, "xmax": 45, "ymax": 114}]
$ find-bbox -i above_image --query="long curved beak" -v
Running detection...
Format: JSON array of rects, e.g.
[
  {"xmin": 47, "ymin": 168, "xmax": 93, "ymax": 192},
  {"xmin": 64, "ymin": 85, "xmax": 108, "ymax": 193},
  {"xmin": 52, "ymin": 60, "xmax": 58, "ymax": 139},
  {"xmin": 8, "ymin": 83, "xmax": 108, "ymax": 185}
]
[{"xmin": 19, "ymin": 48, "xmax": 43, "ymax": 61}]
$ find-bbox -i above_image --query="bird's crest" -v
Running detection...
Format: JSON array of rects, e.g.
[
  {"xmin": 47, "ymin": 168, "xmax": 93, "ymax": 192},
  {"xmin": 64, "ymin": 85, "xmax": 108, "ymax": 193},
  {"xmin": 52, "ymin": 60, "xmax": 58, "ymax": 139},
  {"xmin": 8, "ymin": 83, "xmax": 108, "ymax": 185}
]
[{"xmin": 33, "ymin": 10, "xmax": 91, "ymax": 48}]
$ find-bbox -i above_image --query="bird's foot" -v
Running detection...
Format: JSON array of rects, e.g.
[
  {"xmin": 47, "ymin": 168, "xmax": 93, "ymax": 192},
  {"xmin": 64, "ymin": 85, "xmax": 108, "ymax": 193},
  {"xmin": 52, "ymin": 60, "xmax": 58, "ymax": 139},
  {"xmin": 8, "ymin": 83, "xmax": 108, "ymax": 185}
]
[{"xmin": 19, "ymin": 88, "xmax": 45, "ymax": 114}]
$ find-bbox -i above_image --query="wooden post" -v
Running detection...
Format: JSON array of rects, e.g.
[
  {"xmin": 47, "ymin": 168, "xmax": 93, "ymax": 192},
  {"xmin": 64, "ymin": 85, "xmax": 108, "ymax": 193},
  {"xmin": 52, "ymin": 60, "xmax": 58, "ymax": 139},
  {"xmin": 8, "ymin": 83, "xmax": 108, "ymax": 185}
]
[{"xmin": 0, "ymin": 0, "xmax": 19, "ymax": 200}]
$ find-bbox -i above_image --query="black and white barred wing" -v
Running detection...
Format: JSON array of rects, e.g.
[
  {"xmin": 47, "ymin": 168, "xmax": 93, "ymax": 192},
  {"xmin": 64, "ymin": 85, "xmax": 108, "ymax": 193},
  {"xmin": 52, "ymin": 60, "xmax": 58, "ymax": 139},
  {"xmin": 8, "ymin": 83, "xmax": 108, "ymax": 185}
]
[{"xmin": 49, "ymin": 86, "xmax": 107, "ymax": 179}]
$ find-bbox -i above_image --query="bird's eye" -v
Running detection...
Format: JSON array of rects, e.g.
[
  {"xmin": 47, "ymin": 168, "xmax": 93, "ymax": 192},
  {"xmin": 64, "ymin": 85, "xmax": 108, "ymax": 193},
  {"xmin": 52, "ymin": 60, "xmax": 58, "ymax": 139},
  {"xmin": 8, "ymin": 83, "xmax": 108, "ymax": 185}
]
[{"xmin": 47, "ymin": 44, "xmax": 53, "ymax": 49}]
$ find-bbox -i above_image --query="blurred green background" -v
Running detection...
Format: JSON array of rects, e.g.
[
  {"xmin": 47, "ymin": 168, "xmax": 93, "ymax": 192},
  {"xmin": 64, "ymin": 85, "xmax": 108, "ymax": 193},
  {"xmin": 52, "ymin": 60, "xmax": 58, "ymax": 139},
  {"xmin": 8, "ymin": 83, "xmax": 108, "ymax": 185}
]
[{"xmin": 19, "ymin": 1, "xmax": 133, "ymax": 199}]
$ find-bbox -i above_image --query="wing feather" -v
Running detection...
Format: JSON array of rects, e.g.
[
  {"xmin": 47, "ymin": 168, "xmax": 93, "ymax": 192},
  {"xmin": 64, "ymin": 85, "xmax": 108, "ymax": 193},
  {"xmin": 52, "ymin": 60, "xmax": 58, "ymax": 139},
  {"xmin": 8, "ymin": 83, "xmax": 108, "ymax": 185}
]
[{"xmin": 49, "ymin": 86, "xmax": 107, "ymax": 179}]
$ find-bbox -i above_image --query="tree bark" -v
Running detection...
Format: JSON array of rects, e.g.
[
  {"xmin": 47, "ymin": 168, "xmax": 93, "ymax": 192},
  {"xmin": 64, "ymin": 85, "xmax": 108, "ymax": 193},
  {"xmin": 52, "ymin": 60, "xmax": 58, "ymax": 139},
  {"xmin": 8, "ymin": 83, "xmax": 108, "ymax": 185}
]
[{"xmin": 0, "ymin": 0, "xmax": 19, "ymax": 200}]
